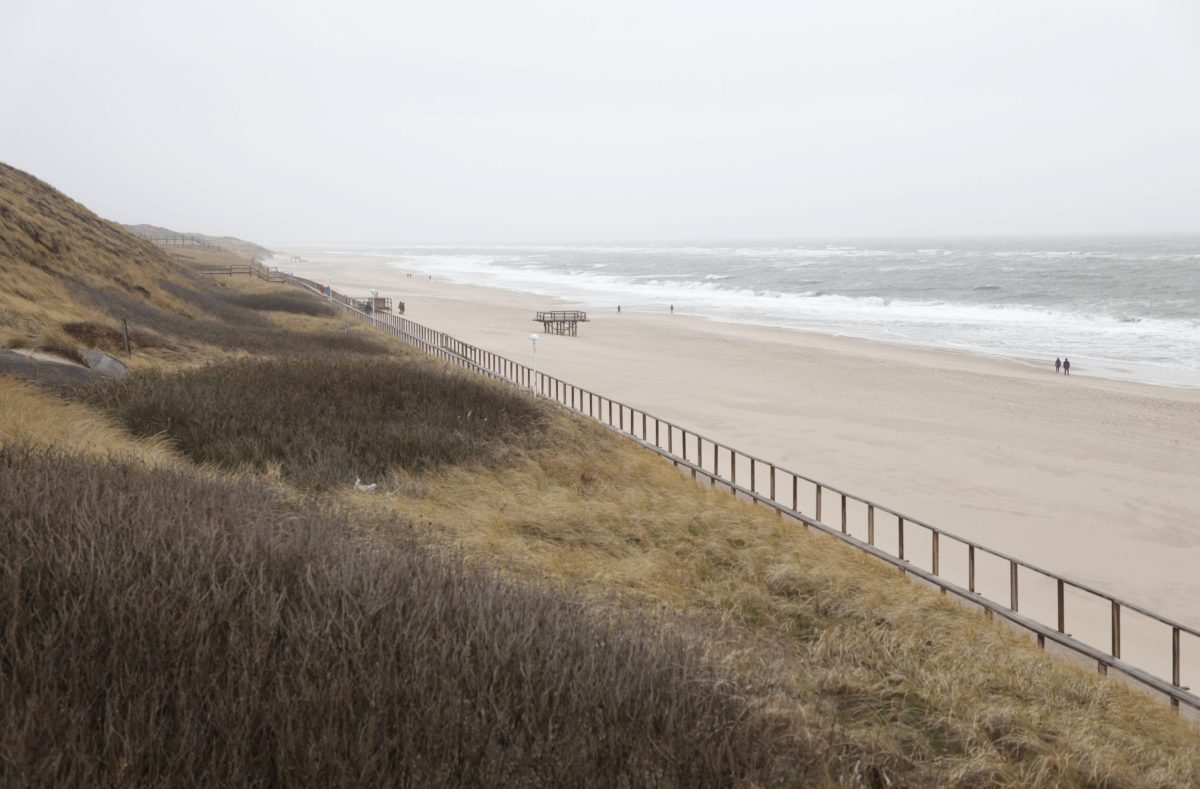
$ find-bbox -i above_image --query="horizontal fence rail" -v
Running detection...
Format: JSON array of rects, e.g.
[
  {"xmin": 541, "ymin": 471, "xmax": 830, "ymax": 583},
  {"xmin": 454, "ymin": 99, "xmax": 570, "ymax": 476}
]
[
  {"xmin": 285, "ymin": 272, "xmax": 1200, "ymax": 716},
  {"xmin": 197, "ymin": 260, "xmax": 287, "ymax": 281},
  {"xmin": 132, "ymin": 232, "xmax": 223, "ymax": 249}
]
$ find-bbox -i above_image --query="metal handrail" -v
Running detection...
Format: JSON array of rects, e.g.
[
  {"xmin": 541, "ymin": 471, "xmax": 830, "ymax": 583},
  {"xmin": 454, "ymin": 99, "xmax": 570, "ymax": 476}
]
[{"xmin": 286, "ymin": 273, "xmax": 1200, "ymax": 714}]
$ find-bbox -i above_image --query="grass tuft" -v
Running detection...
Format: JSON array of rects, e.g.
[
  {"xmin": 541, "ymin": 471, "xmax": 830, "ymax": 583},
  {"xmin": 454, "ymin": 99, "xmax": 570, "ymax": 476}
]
[{"xmin": 0, "ymin": 376, "xmax": 173, "ymax": 463}]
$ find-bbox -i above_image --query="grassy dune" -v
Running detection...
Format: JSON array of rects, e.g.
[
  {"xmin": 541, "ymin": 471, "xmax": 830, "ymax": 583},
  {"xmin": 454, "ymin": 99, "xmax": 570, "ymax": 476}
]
[
  {"xmin": 0, "ymin": 164, "xmax": 198, "ymax": 340},
  {"xmin": 1, "ymin": 162, "xmax": 373, "ymax": 365}
]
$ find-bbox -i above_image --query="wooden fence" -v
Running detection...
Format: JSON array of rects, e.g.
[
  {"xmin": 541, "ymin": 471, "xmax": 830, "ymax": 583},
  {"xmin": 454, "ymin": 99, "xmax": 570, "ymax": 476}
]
[
  {"xmin": 132, "ymin": 232, "xmax": 222, "ymax": 250},
  {"xmin": 198, "ymin": 260, "xmax": 287, "ymax": 282},
  {"xmin": 287, "ymin": 272, "xmax": 1200, "ymax": 718}
]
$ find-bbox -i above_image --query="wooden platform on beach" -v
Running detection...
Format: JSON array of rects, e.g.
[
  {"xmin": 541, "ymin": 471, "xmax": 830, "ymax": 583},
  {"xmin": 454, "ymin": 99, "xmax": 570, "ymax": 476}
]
[
  {"xmin": 353, "ymin": 296, "xmax": 401, "ymax": 314},
  {"xmin": 534, "ymin": 310, "xmax": 588, "ymax": 336}
]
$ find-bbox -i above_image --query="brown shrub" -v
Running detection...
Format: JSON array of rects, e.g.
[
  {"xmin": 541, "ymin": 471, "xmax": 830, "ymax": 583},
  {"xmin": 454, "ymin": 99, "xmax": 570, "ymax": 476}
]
[
  {"xmin": 227, "ymin": 290, "xmax": 337, "ymax": 317},
  {"xmin": 62, "ymin": 320, "xmax": 171, "ymax": 353},
  {"xmin": 80, "ymin": 281, "xmax": 388, "ymax": 357},
  {"xmin": 83, "ymin": 355, "xmax": 548, "ymax": 488}
]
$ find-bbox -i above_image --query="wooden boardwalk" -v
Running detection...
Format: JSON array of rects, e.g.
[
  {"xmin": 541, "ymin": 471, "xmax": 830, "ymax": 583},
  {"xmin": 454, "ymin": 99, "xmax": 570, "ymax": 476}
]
[{"xmin": 534, "ymin": 310, "xmax": 588, "ymax": 336}]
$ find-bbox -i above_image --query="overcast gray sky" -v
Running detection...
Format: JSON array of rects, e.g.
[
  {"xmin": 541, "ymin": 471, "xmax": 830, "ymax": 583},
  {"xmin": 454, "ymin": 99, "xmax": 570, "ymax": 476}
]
[{"xmin": 2, "ymin": 0, "xmax": 1198, "ymax": 244}]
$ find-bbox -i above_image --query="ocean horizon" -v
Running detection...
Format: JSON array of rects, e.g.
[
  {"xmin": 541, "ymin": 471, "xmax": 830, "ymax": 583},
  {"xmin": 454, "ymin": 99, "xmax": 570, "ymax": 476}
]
[{"xmin": 290, "ymin": 235, "xmax": 1200, "ymax": 388}]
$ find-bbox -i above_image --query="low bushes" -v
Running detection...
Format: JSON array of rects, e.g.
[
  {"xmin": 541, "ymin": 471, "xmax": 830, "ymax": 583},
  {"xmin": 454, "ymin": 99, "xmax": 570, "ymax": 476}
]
[
  {"xmin": 227, "ymin": 290, "xmax": 336, "ymax": 317},
  {"xmin": 61, "ymin": 320, "xmax": 171, "ymax": 353},
  {"xmin": 84, "ymin": 356, "xmax": 547, "ymax": 487},
  {"xmin": 0, "ymin": 445, "xmax": 802, "ymax": 787},
  {"xmin": 79, "ymin": 281, "xmax": 387, "ymax": 357}
]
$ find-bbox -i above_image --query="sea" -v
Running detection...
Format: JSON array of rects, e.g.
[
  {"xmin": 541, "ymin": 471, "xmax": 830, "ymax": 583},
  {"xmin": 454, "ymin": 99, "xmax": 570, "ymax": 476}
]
[{"xmin": 306, "ymin": 237, "xmax": 1200, "ymax": 387}]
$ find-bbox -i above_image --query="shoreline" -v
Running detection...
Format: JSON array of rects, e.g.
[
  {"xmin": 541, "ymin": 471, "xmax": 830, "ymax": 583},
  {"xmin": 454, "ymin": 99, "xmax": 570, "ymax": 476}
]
[
  {"xmin": 290, "ymin": 247, "xmax": 1200, "ymax": 391},
  {"xmin": 283, "ymin": 250, "xmax": 1200, "ymax": 399},
  {"xmin": 282, "ymin": 251, "xmax": 1200, "ymax": 633}
]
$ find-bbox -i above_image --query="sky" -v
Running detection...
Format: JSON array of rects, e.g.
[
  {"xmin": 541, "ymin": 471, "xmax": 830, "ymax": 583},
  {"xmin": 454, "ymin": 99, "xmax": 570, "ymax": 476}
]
[{"xmin": 2, "ymin": 0, "xmax": 1199, "ymax": 244}]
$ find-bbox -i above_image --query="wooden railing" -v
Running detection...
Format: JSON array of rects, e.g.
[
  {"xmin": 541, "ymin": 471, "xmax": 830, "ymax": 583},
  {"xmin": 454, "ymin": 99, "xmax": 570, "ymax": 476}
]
[
  {"xmin": 534, "ymin": 310, "xmax": 589, "ymax": 322},
  {"xmin": 198, "ymin": 260, "xmax": 286, "ymax": 282},
  {"xmin": 133, "ymin": 232, "xmax": 222, "ymax": 250},
  {"xmin": 287, "ymin": 272, "xmax": 1200, "ymax": 718}
]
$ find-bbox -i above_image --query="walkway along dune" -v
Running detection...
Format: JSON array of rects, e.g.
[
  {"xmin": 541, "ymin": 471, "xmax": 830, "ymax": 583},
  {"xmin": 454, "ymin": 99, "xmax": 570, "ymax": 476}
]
[{"xmin": 285, "ymin": 256, "xmax": 1200, "ymax": 714}]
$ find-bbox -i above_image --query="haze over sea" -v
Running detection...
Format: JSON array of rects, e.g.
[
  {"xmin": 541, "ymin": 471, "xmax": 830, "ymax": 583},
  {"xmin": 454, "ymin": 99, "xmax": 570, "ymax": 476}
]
[{"xmin": 306, "ymin": 236, "xmax": 1200, "ymax": 387}]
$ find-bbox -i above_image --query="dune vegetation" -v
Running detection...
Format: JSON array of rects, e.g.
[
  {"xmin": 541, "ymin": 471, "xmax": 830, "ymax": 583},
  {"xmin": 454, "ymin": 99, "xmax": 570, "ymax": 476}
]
[
  {"xmin": 2, "ymin": 161, "xmax": 1199, "ymax": 787},
  {"xmin": 2, "ymin": 445, "xmax": 805, "ymax": 788},
  {"xmin": 0, "ymin": 162, "xmax": 385, "ymax": 365},
  {"xmin": 85, "ymin": 356, "xmax": 548, "ymax": 488}
]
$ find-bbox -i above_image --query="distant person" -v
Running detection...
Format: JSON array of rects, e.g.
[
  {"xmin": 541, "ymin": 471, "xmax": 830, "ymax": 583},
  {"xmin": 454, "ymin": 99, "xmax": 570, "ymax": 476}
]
[
  {"xmin": 1063, "ymin": 358, "xmax": 1071, "ymax": 375},
  {"xmin": 617, "ymin": 304, "xmax": 621, "ymax": 314},
  {"xmin": 669, "ymin": 304, "xmax": 674, "ymax": 315},
  {"xmin": 1055, "ymin": 357, "xmax": 1062, "ymax": 374}
]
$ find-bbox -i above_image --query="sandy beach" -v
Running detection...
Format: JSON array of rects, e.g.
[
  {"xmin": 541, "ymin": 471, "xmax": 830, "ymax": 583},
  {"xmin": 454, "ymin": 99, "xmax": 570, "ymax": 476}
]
[{"xmin": 288, "ymin": 252, "xmax": 1200, "ymax": 677}]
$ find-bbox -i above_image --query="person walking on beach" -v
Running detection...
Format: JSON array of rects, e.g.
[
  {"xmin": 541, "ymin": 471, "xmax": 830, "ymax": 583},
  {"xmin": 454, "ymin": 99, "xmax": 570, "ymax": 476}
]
[
  {"xmin": 669, "ymin": 304, "xmax": 674, "ymax": 315},
  {"xmin": 617, "ymin": 304, "xmax": 621, "ymax": 314},
  {"xmin": 1063, "ymin": 358, "xmax": 1071, "ymax": 375},
  {"xmin": 1055, "ymin": 357, "xmax": 1062, "ymax": 374}
]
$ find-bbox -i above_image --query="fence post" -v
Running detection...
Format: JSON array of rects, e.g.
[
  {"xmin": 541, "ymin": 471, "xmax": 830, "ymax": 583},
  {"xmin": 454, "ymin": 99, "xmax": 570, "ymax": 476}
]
[
  {"xmin": 1111, "ymin": 601, "xmax": 1121, "ymax": 659},
  {"xmin": 1057, "ymin": 579, "xmax": 1065, "ymax": 633},
  {"xmin": 898, "ymin": 516, "xmax": 905, "ymax": 561},
  {"xmin": 1173, "ymin": 627, "xmax": 1182, "ymax": 711},
  {"xmin": 931, "ymin": 531, "xmax": 939, "ymax": 576},
  {"xmin": 1010, "ymin": 561, "xmax": 1019, "ymax": 611},
  {"xmin": 815, "ymin": 485, "xmax": 822, "ymax": 521},
  {"xmin": 867, "ymin": 505, "xmax": 875, "ymax": 546},
  {"xmin": 840, "ymin": 494, "xmax": 847, "ymax": 533}
]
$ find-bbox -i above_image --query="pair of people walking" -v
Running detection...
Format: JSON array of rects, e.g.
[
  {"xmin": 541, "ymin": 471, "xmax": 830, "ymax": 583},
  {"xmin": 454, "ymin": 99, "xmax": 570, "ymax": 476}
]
[{"xmin": 1054, "ymin": 357, "xmax": 1071, "ymax": 375}]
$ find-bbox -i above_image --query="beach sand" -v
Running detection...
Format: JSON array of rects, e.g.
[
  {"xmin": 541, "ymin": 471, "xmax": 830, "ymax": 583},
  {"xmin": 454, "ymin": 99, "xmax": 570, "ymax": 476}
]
[{"xmin": 289, "ymin": 253, "xmax": 1200, "ymax": 684}]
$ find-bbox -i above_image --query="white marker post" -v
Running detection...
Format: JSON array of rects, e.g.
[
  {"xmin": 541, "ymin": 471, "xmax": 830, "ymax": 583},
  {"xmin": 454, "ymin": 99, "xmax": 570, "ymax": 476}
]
[{"xmin": 529, "ymin": 333, "xmax": 539, "ymax": 395}]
